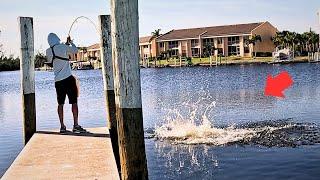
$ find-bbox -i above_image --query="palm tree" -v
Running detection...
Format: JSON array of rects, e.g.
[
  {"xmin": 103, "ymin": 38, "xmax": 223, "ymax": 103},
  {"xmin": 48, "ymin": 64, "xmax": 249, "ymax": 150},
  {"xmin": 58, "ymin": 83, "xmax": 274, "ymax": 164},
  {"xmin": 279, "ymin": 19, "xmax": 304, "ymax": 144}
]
[
  {"xmin": 151, "ymin": 29, "xmax": 161, "ymax": 39},
  {"xmin": 151, "ymin": 29, "xmax": 161, "ymax": 66},
  {"xmin": 294, "ymin": 33, "xmax": 304, "ymax": 54},
  {"xmin": 203, "ymin": 43, "xmax": 216, "ymax": 57},
  {"xmin": 272, "ymin": 30, "xmax": 319, "ymax": 57},
  {"xmin": 272, "ymin": 32, "xmax": 285, "ymax": 48},
  {"xmin": 285, "ymin": 31, "xmax": 300, "ymax": 58},
  {"xmin": 245, "ymin": 34, "xmax": 262, "ymax": 58},
  {"xmin": 309, "ymin": 31, "xmax": 319, "ymax": 52},
  {"xmin": 303, "ymin": 29, "xmax": 319, "ymax": 53}
]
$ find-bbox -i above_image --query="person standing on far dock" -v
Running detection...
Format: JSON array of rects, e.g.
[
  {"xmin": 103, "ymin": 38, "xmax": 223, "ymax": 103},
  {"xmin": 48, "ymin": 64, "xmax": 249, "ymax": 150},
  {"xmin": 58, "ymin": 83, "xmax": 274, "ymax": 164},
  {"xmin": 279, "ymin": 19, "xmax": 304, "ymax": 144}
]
[{"xmin": 46, "ymin": 33, "xmax": 86, "ymax": 133}]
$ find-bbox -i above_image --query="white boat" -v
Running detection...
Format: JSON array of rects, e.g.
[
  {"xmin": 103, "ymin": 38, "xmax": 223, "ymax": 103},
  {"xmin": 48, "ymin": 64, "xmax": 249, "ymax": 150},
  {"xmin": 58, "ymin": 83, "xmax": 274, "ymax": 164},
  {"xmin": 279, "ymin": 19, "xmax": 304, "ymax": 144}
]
[{"xmin": 271, "ymin": 48, "xmax": 293, "ymax": 63}]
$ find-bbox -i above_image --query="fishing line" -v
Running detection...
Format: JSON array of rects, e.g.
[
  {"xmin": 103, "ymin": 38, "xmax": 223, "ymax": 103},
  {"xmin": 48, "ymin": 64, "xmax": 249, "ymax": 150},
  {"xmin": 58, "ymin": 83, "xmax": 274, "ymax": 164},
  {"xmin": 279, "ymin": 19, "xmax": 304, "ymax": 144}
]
[{"xmin": 67, "ymin": 16, "xmax": 99, "ymax": 37}]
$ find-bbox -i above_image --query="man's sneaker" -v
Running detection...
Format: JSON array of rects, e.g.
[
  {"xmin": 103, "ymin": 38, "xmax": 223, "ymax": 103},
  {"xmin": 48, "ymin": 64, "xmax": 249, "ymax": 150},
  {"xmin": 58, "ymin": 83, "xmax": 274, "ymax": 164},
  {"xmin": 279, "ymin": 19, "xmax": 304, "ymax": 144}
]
[
  {"xmin": 60, "ymin": 126, "xmax": 67, "ymax": 133},
  {"xmin": 73, "ymin": 125, "xmax": 87, "ymax": 133}
]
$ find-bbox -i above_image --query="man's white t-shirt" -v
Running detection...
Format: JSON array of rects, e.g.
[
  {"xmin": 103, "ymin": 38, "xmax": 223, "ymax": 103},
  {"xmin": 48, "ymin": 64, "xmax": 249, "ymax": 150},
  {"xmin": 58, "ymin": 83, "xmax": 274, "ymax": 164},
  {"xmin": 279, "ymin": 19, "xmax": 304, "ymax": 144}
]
[{"xmin": 46, "ymin": 43, "xmax": 78, "ymax": 82}]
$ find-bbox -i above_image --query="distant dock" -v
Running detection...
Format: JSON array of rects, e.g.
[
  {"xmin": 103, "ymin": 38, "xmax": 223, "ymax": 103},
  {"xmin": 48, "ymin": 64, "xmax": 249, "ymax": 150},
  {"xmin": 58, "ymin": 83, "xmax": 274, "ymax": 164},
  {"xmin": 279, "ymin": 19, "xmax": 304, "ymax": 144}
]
[{"xmin": 2, "ymin": 127, "xmax": 120, "ymax": 180}]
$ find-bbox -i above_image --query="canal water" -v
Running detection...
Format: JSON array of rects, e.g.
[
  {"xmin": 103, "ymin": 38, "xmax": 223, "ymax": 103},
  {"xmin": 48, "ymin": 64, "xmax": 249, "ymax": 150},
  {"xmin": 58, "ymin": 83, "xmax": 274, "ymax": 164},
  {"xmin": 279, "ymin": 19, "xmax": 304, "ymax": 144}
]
[{"xmin": 1, "ymin": 63, "xmax": 320, "ymax": 179}]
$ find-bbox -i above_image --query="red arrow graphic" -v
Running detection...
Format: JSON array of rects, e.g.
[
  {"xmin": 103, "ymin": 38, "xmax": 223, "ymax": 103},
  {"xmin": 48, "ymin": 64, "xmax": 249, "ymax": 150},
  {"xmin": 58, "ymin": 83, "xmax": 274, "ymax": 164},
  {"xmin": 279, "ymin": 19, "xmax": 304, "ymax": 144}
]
[{"xmin": 264, "ymin": 71, "xmax": 293, "ymax": 98}]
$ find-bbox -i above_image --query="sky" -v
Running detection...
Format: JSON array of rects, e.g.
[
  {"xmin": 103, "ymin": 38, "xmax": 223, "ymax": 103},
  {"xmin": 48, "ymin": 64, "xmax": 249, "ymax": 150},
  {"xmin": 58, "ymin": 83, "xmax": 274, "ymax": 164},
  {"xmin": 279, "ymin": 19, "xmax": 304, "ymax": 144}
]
[{"xmin": 0, "ymin": 0, "xmax": 319, "ymax": 56}]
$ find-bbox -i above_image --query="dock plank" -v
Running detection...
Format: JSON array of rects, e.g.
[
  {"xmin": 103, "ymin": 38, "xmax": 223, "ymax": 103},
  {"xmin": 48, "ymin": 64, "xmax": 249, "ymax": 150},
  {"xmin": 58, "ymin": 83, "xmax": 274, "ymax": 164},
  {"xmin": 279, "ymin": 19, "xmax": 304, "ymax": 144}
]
[{"xmin": 2, "ymin": 127, "xmax": 120, "ymax": 180}]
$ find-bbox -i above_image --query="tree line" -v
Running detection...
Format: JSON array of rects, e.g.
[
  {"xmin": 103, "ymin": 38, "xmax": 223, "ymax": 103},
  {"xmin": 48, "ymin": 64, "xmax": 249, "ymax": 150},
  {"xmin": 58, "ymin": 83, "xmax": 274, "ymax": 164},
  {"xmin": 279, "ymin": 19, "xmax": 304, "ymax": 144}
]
[
  {"xmin": 0, "ymin": 29, "xmax": 47, "ymax": 71},
  {"xmin": 271, "ymin": 29, "xmax": 319, "ymax": 56},
  {"xmin": 0, "ymin": 51, "xmax": 47, "ymax": 71}
]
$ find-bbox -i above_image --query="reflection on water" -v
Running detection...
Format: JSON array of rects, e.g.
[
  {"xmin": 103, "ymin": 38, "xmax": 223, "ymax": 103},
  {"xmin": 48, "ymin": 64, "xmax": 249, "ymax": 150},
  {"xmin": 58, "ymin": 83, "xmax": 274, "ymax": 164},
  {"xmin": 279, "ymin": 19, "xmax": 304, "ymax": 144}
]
[
  {"xmin": 154, "ymin": 141, "xmax": 219, "ymax": 179},
  {"xmin": 148, "ymin": 139, "xmax": 320, "ymax": 180}
]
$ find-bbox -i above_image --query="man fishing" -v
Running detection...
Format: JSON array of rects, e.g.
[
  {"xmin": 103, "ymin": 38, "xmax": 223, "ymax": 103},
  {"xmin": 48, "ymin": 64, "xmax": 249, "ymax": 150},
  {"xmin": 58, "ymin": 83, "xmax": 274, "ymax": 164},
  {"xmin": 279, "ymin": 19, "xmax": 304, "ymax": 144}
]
[{"xmin": 46, "ymin": 33, "xmax": 86, "ymax": 133}]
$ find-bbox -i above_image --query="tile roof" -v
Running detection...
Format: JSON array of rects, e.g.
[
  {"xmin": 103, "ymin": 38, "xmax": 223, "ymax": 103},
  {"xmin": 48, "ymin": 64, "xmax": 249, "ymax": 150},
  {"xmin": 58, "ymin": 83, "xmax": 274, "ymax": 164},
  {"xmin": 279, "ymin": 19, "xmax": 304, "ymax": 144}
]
[
  {"xmin": 157, "ymin": 22, "xmax": 264, "ymax": 41},
  {"xmin": 87, "ymin": 43, "xmax": 100, "ymax": 50},
  {"xmin": 139, "ymin": 36, "xmax": 153, "ymax": 43}
]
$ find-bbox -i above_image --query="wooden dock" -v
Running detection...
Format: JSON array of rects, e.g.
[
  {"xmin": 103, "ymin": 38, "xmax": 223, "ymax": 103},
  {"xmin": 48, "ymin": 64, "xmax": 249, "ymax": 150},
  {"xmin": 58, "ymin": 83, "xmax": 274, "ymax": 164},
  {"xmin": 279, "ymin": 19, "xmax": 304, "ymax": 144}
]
[
  {"xmin": 2, "ymin": 127, "xmax": 120, "ymax": 180},
  {"xmin": 14, "ymin": 7, "xmax": 149, "ymax": 179}
]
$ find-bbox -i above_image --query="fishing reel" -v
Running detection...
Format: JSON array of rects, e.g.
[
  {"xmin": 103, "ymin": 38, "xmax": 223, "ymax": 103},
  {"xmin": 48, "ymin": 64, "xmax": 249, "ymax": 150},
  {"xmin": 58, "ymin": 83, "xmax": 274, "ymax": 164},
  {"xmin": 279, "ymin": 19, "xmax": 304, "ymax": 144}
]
[{"xmin": 65, "ymin": 36, "xmax": 72, "ymax": 45}]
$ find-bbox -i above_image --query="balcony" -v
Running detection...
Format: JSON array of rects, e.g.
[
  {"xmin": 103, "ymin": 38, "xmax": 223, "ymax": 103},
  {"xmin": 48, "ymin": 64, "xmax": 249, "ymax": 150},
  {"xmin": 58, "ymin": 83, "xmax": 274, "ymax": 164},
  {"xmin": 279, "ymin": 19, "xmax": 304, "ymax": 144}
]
[{"xmin": 169, "ymin": 45, "xmax": 178, "ymax": 49}]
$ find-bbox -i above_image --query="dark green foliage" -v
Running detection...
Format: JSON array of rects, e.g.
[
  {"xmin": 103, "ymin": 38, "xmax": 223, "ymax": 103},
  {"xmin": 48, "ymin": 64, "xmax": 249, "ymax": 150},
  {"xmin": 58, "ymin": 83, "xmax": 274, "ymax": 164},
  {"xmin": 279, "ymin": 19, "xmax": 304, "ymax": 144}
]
[
  {"xmin": 202, "ymin": 43, "xmax": 216, "ymax": 58},
  {"xmin": 0, "ymin": 54, "xmax": 20, "ymax": 71},
  {"xmin": 0, "ymin": 52, "xmax": 48, "ymax": 71},
  {"xmin": 272, "ymin": 30, "xmax": 319, "ymax": 53},
  {"xmin": 151, "ymin": 29, "xmax": 161, "ymax": 38},
  {"xmin": 34, "ymin": 52, "xmax": 47, "ymax": 68},
  {"xmin": 186, "ymin": 57, "xmax": 193, "ymax": 66},
  {"xmin": 0, "ymin": 30, "xmax": 20, "ymax": 71}
]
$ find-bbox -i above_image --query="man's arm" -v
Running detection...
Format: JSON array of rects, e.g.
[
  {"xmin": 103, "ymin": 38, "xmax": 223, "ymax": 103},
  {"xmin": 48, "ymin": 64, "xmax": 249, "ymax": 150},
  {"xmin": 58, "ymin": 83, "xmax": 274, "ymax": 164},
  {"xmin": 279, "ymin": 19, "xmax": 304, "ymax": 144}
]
[
  {"xmin": 45, "ymin": 48, "xmax": 53, "ymax": 63},
  {"xmin": 67, "ymin": 41, "xmax": 78, "ymax": 54}
]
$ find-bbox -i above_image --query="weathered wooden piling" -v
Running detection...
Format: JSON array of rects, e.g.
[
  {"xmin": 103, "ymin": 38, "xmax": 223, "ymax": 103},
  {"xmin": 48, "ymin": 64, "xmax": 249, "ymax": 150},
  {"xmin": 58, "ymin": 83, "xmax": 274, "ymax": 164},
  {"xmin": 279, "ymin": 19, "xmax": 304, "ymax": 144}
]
[
  {"xmin": 19, "ymin": 17, "xmax": 36, "ymax": 145},
  {"xmin": 110, "ymin": 0, "xmax": 148, "ymax": 179},
  {"xmin": 175, "ymin": 58, "xmax": 177, "ymax": 67},
  {"xmin": 98, "ymin": 15, "xmax": 121, "ymax": 172},
  {"xmin": 215, "ymin": 50, "xmax": 218, "ymax": 65}
]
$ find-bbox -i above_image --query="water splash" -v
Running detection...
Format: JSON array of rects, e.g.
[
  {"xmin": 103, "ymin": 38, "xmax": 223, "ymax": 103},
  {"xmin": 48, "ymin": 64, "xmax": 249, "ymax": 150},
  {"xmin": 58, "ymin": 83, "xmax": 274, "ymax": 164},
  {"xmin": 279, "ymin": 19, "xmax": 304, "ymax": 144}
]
[{"xmin": 153, "ymin": 100, "xmax": 320, "ymax": 147}]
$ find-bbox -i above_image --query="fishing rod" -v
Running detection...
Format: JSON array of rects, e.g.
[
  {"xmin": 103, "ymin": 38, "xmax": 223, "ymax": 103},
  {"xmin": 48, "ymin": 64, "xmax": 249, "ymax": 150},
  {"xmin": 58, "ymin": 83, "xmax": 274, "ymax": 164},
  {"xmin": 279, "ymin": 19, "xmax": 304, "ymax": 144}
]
[{"xmin": 67, "ymin": 16, "xmax": 99, "ymax": 38}]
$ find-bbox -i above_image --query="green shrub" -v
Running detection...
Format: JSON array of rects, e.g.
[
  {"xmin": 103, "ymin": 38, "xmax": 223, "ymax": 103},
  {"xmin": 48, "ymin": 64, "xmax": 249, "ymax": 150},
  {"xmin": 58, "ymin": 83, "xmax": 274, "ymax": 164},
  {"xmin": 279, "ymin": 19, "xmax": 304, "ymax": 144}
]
[
  {"xmin": 0, "ymin": 55, "xmax": 20, "ymax": 71},
  {"xmin": 186, "ymin": 57, "xmax": 193, "ymax": 66}
]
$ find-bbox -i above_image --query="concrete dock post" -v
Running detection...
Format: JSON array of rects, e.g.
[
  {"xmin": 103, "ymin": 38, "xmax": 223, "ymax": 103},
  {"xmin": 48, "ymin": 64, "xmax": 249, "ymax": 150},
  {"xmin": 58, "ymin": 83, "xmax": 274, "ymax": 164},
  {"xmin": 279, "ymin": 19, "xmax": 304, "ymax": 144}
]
[
  {"xmin": 19, "ymin": 17, "xmax": 36, "ymax": 145},
  {"xmin": 98, "ymin": 15, "xmax": 120, "ymax": 172},
  {"xmin": 110, "ymin": 0, "xmax": 149, "ymax": 179}
]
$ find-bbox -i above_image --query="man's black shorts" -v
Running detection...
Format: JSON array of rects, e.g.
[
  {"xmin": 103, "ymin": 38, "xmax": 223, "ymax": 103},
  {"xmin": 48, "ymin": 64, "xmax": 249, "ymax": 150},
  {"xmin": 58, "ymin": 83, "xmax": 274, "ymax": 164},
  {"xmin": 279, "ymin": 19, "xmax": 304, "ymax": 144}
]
[{"xmin": 55, "ymin": 75, "xmax": 78, "ymax": 105}]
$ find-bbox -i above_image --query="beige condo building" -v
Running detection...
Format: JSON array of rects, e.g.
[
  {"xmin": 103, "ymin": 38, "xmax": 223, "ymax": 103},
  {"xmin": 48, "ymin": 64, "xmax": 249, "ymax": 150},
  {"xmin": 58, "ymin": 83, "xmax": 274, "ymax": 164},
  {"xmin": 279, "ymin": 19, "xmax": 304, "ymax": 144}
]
[
  {"xmin": 72, "ymin": 21, "xmax": 278, "ymax": 62},
  {"xmin": 139, "ymin": 21, "xmax": 278, "ymax": 59}
]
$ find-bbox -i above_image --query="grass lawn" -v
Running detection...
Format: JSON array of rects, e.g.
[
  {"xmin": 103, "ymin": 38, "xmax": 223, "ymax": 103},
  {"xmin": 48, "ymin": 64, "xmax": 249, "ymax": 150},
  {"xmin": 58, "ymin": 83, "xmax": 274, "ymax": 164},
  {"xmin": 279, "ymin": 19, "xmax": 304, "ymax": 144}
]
[{"xmin": 141, "ymin": 56, "xmax": 310, "ymax": 67}]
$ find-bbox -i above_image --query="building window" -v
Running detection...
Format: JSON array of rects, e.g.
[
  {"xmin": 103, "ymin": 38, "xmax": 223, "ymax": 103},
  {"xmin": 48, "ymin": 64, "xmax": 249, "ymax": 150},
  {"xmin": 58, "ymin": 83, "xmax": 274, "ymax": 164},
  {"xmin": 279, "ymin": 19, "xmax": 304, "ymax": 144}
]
[
  {"xmin": 170, "ymin": 49, "xmax": 178, "ymax": 57},
  {"xmin": 228, "ymin": 36, "xmax": 240, "ymax": 56},
  {"xmin": 228, "ymin": 36, "xmax": 240, "ymax": 45},
  {"xmin": 168, "ymin": 41, "xmax": 178, "ymax": 49},
  {"xmin": 191, "ymin": 48, "xmax": 199, "ymax": 57},
  {"xmin": 191, "ymin": 39, "xmax": 199, "ymax": 47},
  {"xmin": 217, "ymin": 38, "xmax": 223, "ymax": 45},
  {"xmin": 203, "ymin": 38, "xmax": 213, "ymax": 45},
  {"xmin": 218, "ymin": 48, "xmax": 223, "ymax": 55},
  {"xmin": 159, "ymin": 42, "xmax": 164, "ymax": 48}
]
